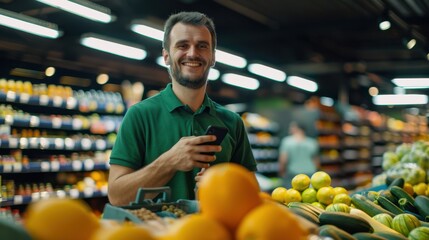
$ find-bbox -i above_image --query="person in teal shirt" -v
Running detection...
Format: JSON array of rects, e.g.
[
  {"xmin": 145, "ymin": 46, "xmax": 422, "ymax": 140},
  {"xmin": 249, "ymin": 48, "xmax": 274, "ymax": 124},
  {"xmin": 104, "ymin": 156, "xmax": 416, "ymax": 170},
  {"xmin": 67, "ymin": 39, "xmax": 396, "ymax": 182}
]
[
  {"xmin": 108, "ymin": 11, "xmax": 257, "ymax": 205},
  {"xmin": 278, "ymin": 121, "xmax": 320, "ymax": 188}
]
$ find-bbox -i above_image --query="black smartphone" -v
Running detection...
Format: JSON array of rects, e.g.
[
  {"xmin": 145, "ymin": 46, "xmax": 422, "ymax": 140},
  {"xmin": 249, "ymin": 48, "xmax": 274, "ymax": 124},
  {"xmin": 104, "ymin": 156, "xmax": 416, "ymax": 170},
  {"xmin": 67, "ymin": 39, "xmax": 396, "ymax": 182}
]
[{"xmin": 200, "ymin": 125, "xmax": 228, "ymax": 155}]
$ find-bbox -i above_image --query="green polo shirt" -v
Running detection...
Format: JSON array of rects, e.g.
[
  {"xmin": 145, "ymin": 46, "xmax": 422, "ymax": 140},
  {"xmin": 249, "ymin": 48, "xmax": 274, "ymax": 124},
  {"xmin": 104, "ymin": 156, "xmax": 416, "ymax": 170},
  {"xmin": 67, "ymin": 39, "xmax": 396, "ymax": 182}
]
[{"xmin": 110, "ymin": 83, "xmax": 256, "ymax": 201}]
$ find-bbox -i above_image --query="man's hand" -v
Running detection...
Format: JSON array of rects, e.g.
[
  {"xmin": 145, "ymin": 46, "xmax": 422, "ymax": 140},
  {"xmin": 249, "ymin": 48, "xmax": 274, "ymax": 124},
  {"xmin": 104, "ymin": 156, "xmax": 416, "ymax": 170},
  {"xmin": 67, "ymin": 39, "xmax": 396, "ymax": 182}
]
[{"xmin": 165, "ymin": 135, "xmax": 221, "ymax": 171}]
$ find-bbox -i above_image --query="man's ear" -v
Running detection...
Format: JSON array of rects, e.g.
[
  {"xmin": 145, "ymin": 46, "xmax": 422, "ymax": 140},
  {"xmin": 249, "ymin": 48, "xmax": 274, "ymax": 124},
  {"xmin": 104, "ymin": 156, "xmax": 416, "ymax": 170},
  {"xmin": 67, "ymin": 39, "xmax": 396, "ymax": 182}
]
[
  {"xmin": 162, "ymin": 49, "xmax": 171, "ymax": 65},
  {"xmin": 210, "ymin": 52, "xmax": 216, "ymax": 67}
]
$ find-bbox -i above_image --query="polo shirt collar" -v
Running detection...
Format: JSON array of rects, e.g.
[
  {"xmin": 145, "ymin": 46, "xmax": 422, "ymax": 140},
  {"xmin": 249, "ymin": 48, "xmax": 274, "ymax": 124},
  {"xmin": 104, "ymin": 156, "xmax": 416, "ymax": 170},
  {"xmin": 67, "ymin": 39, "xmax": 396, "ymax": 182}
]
[{"xmin": 161, "ymin": 83, "xmax": 215, "ymax": 115}]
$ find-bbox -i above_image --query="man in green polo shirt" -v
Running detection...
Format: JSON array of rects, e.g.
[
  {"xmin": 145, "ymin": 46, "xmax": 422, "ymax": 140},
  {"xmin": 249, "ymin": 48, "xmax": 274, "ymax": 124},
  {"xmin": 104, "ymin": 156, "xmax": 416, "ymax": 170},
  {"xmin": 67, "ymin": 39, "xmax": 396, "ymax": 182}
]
[{"xmin": 107, "ymin": 11, "xmax": 257, "ymax": 205}]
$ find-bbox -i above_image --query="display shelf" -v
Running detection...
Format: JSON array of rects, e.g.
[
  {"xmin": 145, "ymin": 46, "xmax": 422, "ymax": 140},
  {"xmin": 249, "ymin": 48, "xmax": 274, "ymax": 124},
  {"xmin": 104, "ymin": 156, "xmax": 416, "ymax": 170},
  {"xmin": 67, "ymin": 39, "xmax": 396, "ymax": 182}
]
[
  {"xmin": 0, "ymin": 188, "xmax": 108, "ymax": 207},
  {"xmin": 0, "ymin": 160, "xmax": 109, "ymax": 173},
  {"xmin": 0, "ymin": 137, "xmax": 112, "ymax": 151}
]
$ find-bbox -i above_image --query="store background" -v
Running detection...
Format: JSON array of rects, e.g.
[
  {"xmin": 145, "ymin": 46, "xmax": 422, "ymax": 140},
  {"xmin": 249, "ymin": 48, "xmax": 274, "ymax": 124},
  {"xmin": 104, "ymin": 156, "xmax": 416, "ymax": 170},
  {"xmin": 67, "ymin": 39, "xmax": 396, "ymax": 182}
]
[{"xmin": 0, "ymin": 0, "xmax": 428, "ymax": 215}]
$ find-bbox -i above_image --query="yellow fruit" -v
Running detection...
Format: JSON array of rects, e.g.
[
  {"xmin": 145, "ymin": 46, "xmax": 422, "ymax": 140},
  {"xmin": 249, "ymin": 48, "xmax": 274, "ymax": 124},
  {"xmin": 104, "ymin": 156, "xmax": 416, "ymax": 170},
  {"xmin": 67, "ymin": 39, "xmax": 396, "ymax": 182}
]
[
  {"xmin": 284, "ymin": 188, "xmax": 302, "ymax": 205},
  {"xmin": 271, "ymin": 187, "xmax": 287, "ymax": 203},
  {"xmin": 24, "ymin": 198, "xmax": 100, "ymax": 240},
  {"xmin": 413, "ymin": 182, "xmax": 427, "ymax": 196},
  {"xmin": 164, "ymin": 214, "xmax": 232, "ymax": 240},
  {"xmin": 198, "ymin": 163, "xmax": 262, "ymax": 233},
  {"xmin": 333, "ymin": 187, "xmax": 348, "ymax": 195},
  {"xmin": 317, "ymin": 186, "xmax": 335, "ymax": 205},
  {"xmin": 301, "ymin": 188, "xmax": 317, "ymax": 203},
  {"xmin": 311, "ymin": 201, "xmax": 326, "ymax": 210},
  {"xmin": 291, "ymin": 174, "xmax": 311, "ymax": 191},
  {"xmin": 403, "ymin": 183, "xmax": 415, "ymax": 196},
  {"xmin": 310, "ymin": 171, "xmax": 332, "ymax": 190},
  {"xmin": 91, "ymin": 224, "xmax": 156, "ymax": 240},
  {"xmin": 333, "ymin": 193, "xmax": 352, "ymax": 206},
  {"xmin": 236, "ymin": 202, "xmax": 308, "ymax": 240}
]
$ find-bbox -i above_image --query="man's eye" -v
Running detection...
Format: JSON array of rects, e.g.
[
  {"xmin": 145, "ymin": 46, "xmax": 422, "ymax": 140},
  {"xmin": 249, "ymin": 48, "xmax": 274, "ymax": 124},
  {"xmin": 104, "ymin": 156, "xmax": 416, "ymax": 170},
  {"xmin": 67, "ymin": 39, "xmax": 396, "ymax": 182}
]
[{"xmin": 199, "ymin": 44, "xmax": 209, "ymax": 49}]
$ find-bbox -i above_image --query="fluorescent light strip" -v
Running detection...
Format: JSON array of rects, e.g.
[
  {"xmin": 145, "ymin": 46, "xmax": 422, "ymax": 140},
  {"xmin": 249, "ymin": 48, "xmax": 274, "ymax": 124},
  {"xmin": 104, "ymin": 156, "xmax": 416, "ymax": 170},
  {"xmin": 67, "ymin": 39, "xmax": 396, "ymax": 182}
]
[
  {"xmin": 373, "ymin": 94, "xmax": 428, "ymax": 105},
  {"xmin": 222, "ymin": 73, "xmax": 259, "ymax": 90},
  {"xmin": 392, "ymin": 78, "xmax": 429, "ymax": 89},
  {"xmin": 0, "ymin": 8, "xmax": 62, "ymax": 38},
  {"xmin": 216, "ymin": 50, "xmax": 247, "ymax": 68},
  {"xmin": 131, "ymin": 23, "xmax": 164, "ymax": 41},
  {"xmin": 80, "ymin": 33, "xmax": 146, "ymax": 60},
  {"xmin": 248, "ymin": 63, "xmax": 286, "ymax": 82},
  {"xmin": 287, "ymin": 76, "xmax": 318, "ymax": 92},
  {"xmin": 36, "ymin": 0, "xmax": 114, "ymax": 23}
]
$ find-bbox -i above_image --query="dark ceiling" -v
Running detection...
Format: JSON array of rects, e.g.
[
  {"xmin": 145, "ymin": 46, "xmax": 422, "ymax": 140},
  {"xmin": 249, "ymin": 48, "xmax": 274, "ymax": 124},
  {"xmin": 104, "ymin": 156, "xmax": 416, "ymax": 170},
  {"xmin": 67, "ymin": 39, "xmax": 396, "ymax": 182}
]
[{"xmin": 0, "ymin": 0, "xmax": 429, "ymax": 109}]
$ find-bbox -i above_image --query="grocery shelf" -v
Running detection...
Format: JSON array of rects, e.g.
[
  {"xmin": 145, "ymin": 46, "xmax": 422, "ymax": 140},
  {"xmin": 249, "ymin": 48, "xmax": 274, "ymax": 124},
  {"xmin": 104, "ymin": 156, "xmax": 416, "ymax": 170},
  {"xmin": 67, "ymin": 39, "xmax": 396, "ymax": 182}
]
[{"xmin": 0, "ymin": 160, "xmax": 109, "ymax": 174}]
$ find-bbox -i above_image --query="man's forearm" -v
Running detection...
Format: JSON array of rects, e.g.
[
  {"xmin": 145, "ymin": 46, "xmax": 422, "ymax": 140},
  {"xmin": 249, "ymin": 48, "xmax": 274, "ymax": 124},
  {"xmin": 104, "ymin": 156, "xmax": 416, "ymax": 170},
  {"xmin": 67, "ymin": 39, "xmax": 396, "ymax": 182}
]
[{"xmin": 108, "ymin": 155, "xmax": 176, "ymax": 205}]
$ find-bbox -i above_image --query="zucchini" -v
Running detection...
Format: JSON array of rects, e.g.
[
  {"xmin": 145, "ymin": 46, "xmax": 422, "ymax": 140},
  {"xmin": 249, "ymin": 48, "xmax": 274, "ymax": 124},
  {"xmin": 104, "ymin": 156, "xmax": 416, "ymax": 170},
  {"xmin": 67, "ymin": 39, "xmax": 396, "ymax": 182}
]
[
  {"xmin": 352, "ymin": 232, "xmax": 387, "ymax": 240},
  {"xmin": 351, "ymin": 194, "xmax": 395, "ymax": 217},
  {"xmin": 319, "ymin": 211, "xmax": 373, "ymax": 234},
  {"xmin": 378, "ymin": 190, "xmax": 398, "ymax": 205},
  {"xmin": 388, "ymin": 177, "xmax": 404, "ymax": 189},
  {"xmin": 373, "ymin": 231, "xmax": 408, "ymax": 240},
  {"xmin": 376, "ymin": 196, "xmax": 403, "ymax": 215},
  {"xmin": 414, "ymin": 195, "xmax": 429, "ymax": 221},
  {"xmin": 318, "ymin": 224, "xmax": 357, "ymax": 240},
  {"xmin": 390, "ymin": 186, "xmax": 415, "ymax": 206},
  {"xmin": 398, "ymin": 198, "xmax": 418, "ymax": 214}
]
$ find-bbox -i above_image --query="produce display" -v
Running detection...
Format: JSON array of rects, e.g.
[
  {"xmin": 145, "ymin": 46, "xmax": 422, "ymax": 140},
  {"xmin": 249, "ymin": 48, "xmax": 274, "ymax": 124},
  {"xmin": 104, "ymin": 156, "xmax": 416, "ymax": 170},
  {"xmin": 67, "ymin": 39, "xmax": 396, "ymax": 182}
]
[{"xmin": 1, "ymin": 156, "xmax": 429, "ymax": 239}]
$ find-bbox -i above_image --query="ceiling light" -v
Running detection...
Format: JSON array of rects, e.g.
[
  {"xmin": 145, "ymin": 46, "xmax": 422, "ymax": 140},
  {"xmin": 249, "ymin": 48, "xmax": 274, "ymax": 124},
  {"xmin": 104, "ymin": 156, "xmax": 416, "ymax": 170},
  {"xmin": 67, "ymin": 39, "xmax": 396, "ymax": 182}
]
[
  {"xmin": 379, "ymin": 20, "xmax": 391, "ymax": 31},
  {"xmin": 96, "ymin": 73, "xmax": 109, "ymax": 85},
  {"xmin": 45, "ymin": 67, "xmax": 56, "ymax": 77},
  {"xmin": 36, "ymin": 0, "xmax": 115, "ymax": 23},
  {"xmin": 0, "ymin": 8, "xmax": 62, "ymax": 38},
  {"xmin": 368, "ymin": 86, "xmax": 379, "ymax": 96},
  {"xmin": 208, "ymin": 68, "xmax": 220, "ymax": 80},
  {"xmin": 131, "ymin": 21, "xmax": 164, "ymax": 41},
  {"xmin": 373, "ymin": 94, "xmax": 428, "ymax": 105},
  {"xmin": 247, "ymin": 63, "xmax": 286, "ymax": 82},
  {"xmin": 287, "ymin": 76, "xmax": 318, "ymax": 92},
  {"xmin": 80, "ymin": 33, "xmax": 147, "ymax": 60},
  {"xmin": 392, "ymin": 78, "xmax": 429, "ymax": 89},
  {"xmin": 403, "ymin": 37, "xmax": 416, "ymax": 49},
  {"xmin": 320, "ymin": 97, "xmax": 334, "ymax": 107},
  {"xmin": 221, "ymin": 73, "xmax": 259, "ymax": 90},
  {"xmin": 216, "ymin": 50, "xmax": 247, "ymax": 68}
]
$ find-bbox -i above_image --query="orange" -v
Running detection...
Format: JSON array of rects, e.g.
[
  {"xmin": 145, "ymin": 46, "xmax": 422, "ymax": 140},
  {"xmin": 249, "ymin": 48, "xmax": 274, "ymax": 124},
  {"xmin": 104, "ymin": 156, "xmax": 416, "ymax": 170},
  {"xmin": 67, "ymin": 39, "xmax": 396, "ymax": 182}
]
[
  {"xmin": 316, "ymin": 186, "xmax": 335, "ymax": 205},
  {"xmin": 163, "ymin": 214, "xmax": 232, "ymax": 240},
  {"xmin": 236, "ymin": 202, "xmax": 308, "ymax": 240},
  {"xmin": 271, "ymin": 187, "xmax": 287, "ymax": 203},
  {"xmin": 91, "ymin": 224, "xmax": 156, "ymax": 240},
  {"xmin": 198, "ymin": 163, "xmax": 262, "ymax": 233},
  {"xmin": 284, "ymin": 188, "xmax": 302, "ymax": 205},
  {"xmin": 310, "ymin": 171, "xmax": 331, "ymax": 190},
  {"xmin": 292, "ymin": 174, "xmax": 311, "ymax": 191},
  {"xmin": 24, "ymin": 198, "xmax": 100, "ymax": 240},
  {"xmin": 333, "ymin": 193, "xmax": 351, "ymax": 206},
  {"xmin": 301, "ymin": 187, "xmax": 317, "ymax": 203},
  {"xmin": 333, "ymin": 186, "xmax": 348, "ymax": 195},
  {"xmin": 403, "ymin": 183, "xmax": 415, "ymax": 196}
]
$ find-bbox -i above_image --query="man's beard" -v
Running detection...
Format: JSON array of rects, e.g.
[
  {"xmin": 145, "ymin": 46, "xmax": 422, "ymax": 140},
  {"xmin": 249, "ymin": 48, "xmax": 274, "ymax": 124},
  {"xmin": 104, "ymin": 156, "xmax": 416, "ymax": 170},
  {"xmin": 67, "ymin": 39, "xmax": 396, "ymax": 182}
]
[{"xmin": 169, "ymin": 61, "xmax": 210, "ymax": 89}]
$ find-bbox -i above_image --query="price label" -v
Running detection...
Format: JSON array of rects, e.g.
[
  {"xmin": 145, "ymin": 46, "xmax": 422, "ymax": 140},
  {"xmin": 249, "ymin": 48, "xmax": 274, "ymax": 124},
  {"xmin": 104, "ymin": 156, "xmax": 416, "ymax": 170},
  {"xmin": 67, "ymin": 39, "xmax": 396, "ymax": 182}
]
[
  {"xmin": 13, "ymin": 162, "xmax": 22, "ymax": 172},
  {"xmin": 66, "ymin": 97, "xmax": 77, "ymax": 109},
  {"xmin": 19, "ymin": 137, "xmax": 28, "ymax": 149},
  {"xmin": 9, "ymin": 138, "xmax": 18, "ymax": 148},
  {"xmin": 6, "ymin": 91, "xmax": 16, "ymax": 102},
  {"xmin": 52, "ymin": 117, "xmax": 62, "ymax": 129},
  {"xmin": 3, "ymin": 164, "xmax": 12, "ymax": 173},
  {"xmin": 5, "ymin": 115, "xmax": 14, "ymax": 125},
  {"xmin": 56, "ymin": 190, "xmax": 66, "ymax": 198},
  {"xmin": 41, "ymin": 161, "xmax": 50, "ymax": 172},
  {"xmin": 95, "ymin": 139, "xmax": 106, "ymax": 150},
  {"xmin": 83, "ymin": 188, "xmax": 93, "ymax": 198},
  {"xmin": 54, "ymin": 138, "xmax": 64, "ymax": 149},
  {"xmin": 81, "ymin": 138, "xmax": 92, "ymax": 150},
  {"xmin": 39, "ymin": 95, "xmax": 49, "ymax": 106},
  {"xmin": 13, "ymin": 195, "xmax": 23, "ymax": 205},
  {"xmin": 69, "ymin": 189, "xmax": 80, "ymax": 199},
  {"xmin": 72, "ymin": 160, "xmax": 82, "ymax": 171},
  {"xmin": 65, "ymin": 138, "xmax": 75, "ymax": 150},
  {"xmin": 50, "ymin": 160, "xmax": 60, "ymax": 172},
  {"xmin": 31, "ymin": 192, "xmax": 40, "ymax": 201},
  {"xmin": 19, "ymin": 93, "xmax": 30, "ymax": 104},
  {"xmin": 39, "ymin": 138, "xmax": 50, "ymax": 149},
  {"xmin": 83, "ymin": 159, "xmax": 94, "ymax": 171},
  {"xmin": 29, "ymin": 137, "xmax": 39, "ymax": 148},
  {"xmin": 29, "ymin": 116, "xmax": 40, "ymax": 127},
  {"xmin": 53, "ymin": 96, "xmax": 63, "ymax": 107},
  {"xmin": 72, "ymin": 118, "xmax": 83, "ymax": 130}
]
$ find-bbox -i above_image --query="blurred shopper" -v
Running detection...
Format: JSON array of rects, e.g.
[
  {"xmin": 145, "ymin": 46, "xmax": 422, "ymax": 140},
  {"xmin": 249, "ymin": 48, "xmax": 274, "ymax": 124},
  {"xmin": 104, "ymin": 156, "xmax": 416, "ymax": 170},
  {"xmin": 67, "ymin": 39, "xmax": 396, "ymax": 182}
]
[
  {"xmin": 107, "ymin": 11, "xmax": 256, "ymax": 205},
  {"xmin": 278, "ymin": 121, "xmax": 320, "ymax": 187}
]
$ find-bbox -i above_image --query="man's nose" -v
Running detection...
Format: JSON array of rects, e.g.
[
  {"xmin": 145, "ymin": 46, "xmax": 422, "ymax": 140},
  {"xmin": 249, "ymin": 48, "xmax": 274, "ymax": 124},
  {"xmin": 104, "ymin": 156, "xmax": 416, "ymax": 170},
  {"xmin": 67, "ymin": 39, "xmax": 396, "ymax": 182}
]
[{"xmin": 187, "ymin": 45, "xmax": 198, "ymax": 56}]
